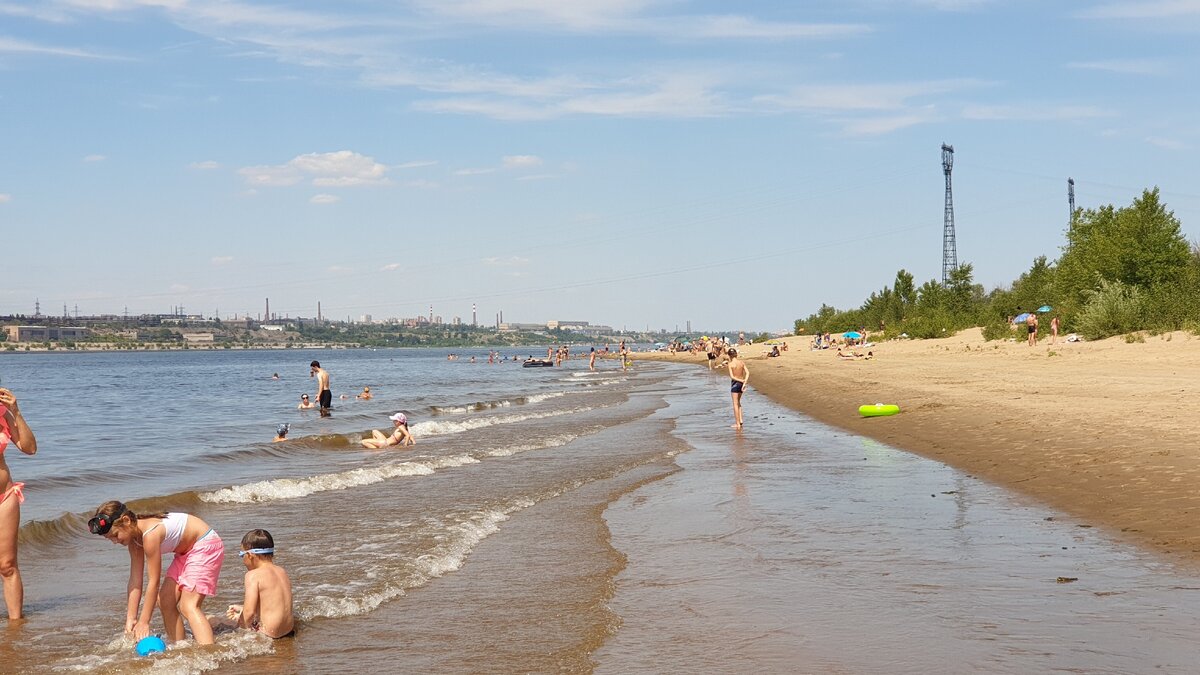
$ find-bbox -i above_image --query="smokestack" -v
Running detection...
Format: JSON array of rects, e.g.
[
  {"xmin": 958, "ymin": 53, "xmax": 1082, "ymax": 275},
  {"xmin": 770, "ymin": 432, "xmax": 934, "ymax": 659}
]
[{"xmin": 265, "ymin": 298, "xmax": 270, "ymax": 322}]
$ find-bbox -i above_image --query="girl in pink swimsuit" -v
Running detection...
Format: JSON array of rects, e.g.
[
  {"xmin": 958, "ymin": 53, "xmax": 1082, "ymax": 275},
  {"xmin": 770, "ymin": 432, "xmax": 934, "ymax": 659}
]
[
  {"xmin": 89, "ymin": 501, "xmax": 224, "ymax": 644},
  {"xmin": 0, "ymin": 388, "xmax": 38, "ymax": 620}
]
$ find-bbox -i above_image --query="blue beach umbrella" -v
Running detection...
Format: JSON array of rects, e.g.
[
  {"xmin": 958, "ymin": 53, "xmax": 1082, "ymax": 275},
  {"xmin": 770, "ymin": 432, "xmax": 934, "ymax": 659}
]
[
  {"xmin": 1013, "ymin": 313, "xmax": 1032, "ymax": 323},
  {"xmin": 1037, "ymin": 305, "xmax": 1053, "ymax": 313},
  {"xmin": 842, "ymin": 331, "xmax": 862, "ymax": 339}
]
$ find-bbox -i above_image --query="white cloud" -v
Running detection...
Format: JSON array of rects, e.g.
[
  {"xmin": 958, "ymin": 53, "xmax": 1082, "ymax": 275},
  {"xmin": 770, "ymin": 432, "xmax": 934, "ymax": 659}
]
[
  {"xmin": 394, "ymin": 160, "xmax": 438, "ymax": 169},
  {"xmin": 211, "ymin": 256, "xmax": 234, "ymax": 265},
  {"xmin": 83, "ymin": 154, "xmax": 106, "ymax": 162},
  {"xmin": 483, "ymin": 255, "xmax": 530, "ymax": 266},
  {"xmin": 310, "ymin": 193, "xmax": 341, "ymax": 204},
  {"xmin": 757, "ymin": 80, "xmax": 981, "ymax": 112},
  {"xmin": 239, "ymin": 151, "xmax": 389, "ymax": 187},
  {"xmin": 1079, "ymin": 1, "xmax": 1200, "ymax": 19},
  {"xmin": 961, "ymin": 103, "xmax": 1115, "ymax": 121},
  {"xmin": 168, "ymin": 283, "xmax": 190, "ymax": 293},
  {"xmin": 1145, "ymin": 136, "xmax": 1185, "ymax": 150},
  {"xmin": 381, "ymin": 263, "xmax": 401, "ymax": 271},
  {"xmin": 1066, "ymin": 59, "xmax": 1166, "ymax": 75},
  {"xmin": 502, "ymin": 155, "xmax": 542, "ymax": 169},
  {"xmin": 0, "ymin": 194, "xmax": 10, "ymax": 203},
  {"xmin": 677, "ymin": 15, "xmax": 870, "ymax": 39},
  {"xmin": 840, "ymin": 112, "xmax": 938, "ymax": 136},
  {"xmin": 0, "ymin": 36, "xmax": 116, "ymax": 58},
  {"xmin": 327, "ymin": 265, "xmax": 351, "ymax": 273},
  {"xmin": 189, "ymin": 160, "xmax": 220, "ymax": 170},
  {"xmin": 454, "ymin": 167, "xmax": 497, "ymax": 175},
  {"xmin": 515, "ymin": 174, "xmax": 554, "ymax": 181}
]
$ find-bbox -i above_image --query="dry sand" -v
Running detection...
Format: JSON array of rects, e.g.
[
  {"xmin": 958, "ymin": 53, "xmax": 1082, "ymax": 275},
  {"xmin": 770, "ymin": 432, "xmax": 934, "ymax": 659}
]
[{"xmin": 638, "ymin": 329, "xmax": 1200, "ymax": 569}]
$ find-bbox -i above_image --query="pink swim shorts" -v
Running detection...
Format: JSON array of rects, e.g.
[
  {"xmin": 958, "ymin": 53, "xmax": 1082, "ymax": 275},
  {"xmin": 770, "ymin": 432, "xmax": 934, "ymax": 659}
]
[{"xmin": 166, "ymin": 531, "xmax": 224, "ymax": 597}]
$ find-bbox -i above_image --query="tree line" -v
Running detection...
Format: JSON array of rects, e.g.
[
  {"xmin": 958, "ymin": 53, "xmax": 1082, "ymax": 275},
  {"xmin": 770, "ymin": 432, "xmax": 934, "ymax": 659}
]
[{"xmin": 795, "ymin": 188, "xmax": 1200, "ymax": 341}]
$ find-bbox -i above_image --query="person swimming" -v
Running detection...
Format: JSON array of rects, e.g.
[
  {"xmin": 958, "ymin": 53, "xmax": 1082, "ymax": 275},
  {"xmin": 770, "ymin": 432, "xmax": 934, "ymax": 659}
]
[{"xmin": 273, "ymin": 424, "xmax": 289, "ymax": 443}]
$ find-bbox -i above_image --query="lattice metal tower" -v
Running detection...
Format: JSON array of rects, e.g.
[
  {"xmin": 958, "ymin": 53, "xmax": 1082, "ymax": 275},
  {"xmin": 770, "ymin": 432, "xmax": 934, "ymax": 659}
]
[
  {"xmin": 1068, "ymin": 177, "xmax": 1075, "ymax": 225},
  {"xmin": 940, "ymin": 143, "xmax": 958, "ymax": 284}
]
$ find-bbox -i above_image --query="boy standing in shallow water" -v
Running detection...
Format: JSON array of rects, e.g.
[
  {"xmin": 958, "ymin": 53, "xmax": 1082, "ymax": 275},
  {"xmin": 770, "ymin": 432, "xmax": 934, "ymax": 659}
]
[
  {"xmin": 227, "ymin": 529, "xmax": 295, "ymax": 639},
  {"xmin": 726, "ymin": 348, "xmax": 749, "ymax": 429}
]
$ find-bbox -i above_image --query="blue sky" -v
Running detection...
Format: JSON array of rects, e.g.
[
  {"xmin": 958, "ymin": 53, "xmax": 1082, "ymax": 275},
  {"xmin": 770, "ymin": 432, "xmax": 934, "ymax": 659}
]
[{"xmin": 2, "ymin": 0, "xmax": 1198, "ymax": 333}]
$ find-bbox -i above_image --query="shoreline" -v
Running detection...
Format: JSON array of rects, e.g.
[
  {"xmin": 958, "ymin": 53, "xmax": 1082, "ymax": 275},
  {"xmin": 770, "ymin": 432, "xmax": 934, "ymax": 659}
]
[{"xmin": 638, "ymin": 329, "xmax": 1200, "ymax": 570}]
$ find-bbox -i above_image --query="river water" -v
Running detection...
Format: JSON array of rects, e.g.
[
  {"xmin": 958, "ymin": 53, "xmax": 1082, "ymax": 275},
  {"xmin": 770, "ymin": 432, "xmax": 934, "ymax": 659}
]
[{"xmin": 0, "ymin": 349, "xmax": 1196, "ymax": 673}]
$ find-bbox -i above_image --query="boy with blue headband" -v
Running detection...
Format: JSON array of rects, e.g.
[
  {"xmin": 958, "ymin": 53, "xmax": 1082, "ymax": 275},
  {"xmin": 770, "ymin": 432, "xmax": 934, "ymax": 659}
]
[{"xmin": 226, "ymin": 529, "xmax": 295, "ymax": 638}]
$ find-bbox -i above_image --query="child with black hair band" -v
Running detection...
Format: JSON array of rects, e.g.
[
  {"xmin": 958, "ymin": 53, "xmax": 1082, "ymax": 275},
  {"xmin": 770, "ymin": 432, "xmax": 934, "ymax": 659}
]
[
  {"xmin": 226, "ymin": 529, "xmax": 295, "ymax": 639},
  {"xmin": 88, "ymin": 501, "xmax": 223, "ymax": 644}
]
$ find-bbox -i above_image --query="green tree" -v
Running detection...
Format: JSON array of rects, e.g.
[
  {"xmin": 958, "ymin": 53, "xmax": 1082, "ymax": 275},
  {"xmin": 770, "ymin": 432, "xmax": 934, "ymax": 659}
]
[{"xmin": 1058, "ymin": 188, "xmax": 1190, "ymax": 309}]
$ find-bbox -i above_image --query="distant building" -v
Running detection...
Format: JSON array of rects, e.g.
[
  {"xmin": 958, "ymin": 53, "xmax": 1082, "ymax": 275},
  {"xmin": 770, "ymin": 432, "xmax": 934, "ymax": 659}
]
[
  {"xmin": 4, "ymin": 326, "xmax": 92, "ymax": 342},
  {"xmin": 181, "ymin": 332, "xmax": 214, "ymax": 344},
  {"xmin": 499, "ymin": 322, "xmax": 546, "ymax": 333}
]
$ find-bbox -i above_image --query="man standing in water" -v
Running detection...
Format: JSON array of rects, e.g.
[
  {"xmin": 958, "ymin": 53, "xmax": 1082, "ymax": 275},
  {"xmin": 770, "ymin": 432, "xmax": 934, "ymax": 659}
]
[
  {"xmin": 726, "ymin": 348, "xmax": 749, "ymax": 430},
  {"xmin": 310, "ymin": 360, "xmax": 332, "ymax": 417}
]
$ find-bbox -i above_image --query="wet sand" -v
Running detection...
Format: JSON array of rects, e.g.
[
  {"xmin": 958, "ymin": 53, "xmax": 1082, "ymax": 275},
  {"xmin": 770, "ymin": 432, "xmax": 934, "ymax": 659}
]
[
  {"xmin": 599, "ymin": 380, "xmax": 1200, "ymax": 673},
  {"xmin": 638, "ymin": 329, "xmax": 1200, "ymax": 568}
]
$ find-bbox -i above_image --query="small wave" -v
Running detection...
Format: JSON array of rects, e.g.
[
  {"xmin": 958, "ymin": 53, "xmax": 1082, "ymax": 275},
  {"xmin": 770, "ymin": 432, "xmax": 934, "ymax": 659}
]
[
  {"xmin": 411, "ymin": 406, "xmax": 590, "ymax": 437},
  {"xmin": 300, "ymin": 499, "xmax": 533, "ymax": 620},
  {"xmin": 52, "ymin": 628, "xmax": 274, "ymax": 673},
  {"xmin": 199, "ymin": 454, "xmax": 480, "ymax": 504},
  {"xmin": 21, "ymin": 491, "xmax": 205, "ymax": 547},
  {"xmin": 484, "ymin": 434, "xmax": 576, "ymax": 457},
  {"xmin": 429, "ymin": 391, "xmax": 565, "ymax": 415}
]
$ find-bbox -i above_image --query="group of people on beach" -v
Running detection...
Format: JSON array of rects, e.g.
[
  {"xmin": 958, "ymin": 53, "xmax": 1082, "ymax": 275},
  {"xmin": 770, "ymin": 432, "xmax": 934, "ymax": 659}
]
[{"xmin": 3, "ymin": 387, "xmax": 295, "ymax": 647}]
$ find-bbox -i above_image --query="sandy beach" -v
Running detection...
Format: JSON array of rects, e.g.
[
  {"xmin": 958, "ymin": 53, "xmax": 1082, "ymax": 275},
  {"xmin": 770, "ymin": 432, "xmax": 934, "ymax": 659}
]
[{"xmin": 638, "ymin": 329, "xmax": 1200, "ymax": 569}]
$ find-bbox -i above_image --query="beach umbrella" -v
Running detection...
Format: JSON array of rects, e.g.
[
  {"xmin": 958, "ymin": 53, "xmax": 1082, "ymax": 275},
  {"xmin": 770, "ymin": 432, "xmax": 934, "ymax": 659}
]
[
  {"xmin": 1037, "ymin": 305, "xmax": 1053, "ymax": 313},
  {"xmin": 842, "ymin": 331, "xmax": 862, "ymax": 339},
  {"xmin": 1013, "ymin": 312, "xmax": 1032, "ymax": 323}
]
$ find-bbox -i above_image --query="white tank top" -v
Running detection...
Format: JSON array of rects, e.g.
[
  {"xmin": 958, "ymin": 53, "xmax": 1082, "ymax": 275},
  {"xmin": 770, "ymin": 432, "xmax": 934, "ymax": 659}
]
[{"xmin": 157, "ymin": 512, "xmax": 188, "ymax": 553}]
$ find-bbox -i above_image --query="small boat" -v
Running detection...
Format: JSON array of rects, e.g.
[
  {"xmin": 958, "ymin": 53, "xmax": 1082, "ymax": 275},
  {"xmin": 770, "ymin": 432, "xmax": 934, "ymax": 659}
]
[{"xmin": 522, "ymin": 359, "xmax": 555, "ymax": 368}]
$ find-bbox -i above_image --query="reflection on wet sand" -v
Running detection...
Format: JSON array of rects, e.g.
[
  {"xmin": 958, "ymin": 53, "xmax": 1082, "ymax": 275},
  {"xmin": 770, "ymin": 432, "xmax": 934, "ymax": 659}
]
[{"xmin": 598, "ymin": 370, "xmax": 1200, "ymax": 673}]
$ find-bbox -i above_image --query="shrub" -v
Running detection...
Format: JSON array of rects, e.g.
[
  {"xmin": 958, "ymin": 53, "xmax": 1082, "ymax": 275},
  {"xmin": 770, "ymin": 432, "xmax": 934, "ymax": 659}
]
[
  {"xmin": 1075, "ymin": 279, "xmax": 1146, "ymax": 340},
  {"xmin": 981, "ymin": 318, "xmax": 1015, "ymax": 342}
]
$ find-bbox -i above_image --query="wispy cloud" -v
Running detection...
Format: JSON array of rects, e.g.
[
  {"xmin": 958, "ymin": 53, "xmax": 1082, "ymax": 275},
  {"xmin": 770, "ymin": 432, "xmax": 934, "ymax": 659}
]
[
  {"xmin": 839, "ymin": 111, "xmax": 939, "ymax": 136},
  {"xmin": 239, "ymin": 151, "xmax": 389, "ymax": 187},
  {"xmin": 515, "ymin": 173, "xmax": 555, "ymax": 181},
  {"xmin": 189, "ymin": 160, "xmax": 220, "ymax": 170},
  {"xmin": 0, "ymin": 193, "xmax": 11, "ymax": 203},
  {"xmin": 211, "ymin": 255, "xmax": 234, "ymax": 265},
  {"xmin": 309, "ymin": 193, "xmax": 341, "ymax": 204},
  {"xmin": 483, "ymin": 255, "xmax": 530, "ymax": 266},
  {"xmin": 1145, "ymin": 136, "xmax": 1185, "ymax": 150},
  {"xmin": 756, "ymin": 79, "xmax": 982, "ymax": 112},
  {"xmin": 1079, "ymin": 1, "xmax": 1200, "ymax": 19},
  {"xmin": 961, "ymin": 103, "xmax": 1115, "ymax": 121},
  {"xmin": 381, "ymin": 262, "xmax": 401, "ymax": 271},
  {"xmin": 394, "ymin": 160, "xmax": 438, "ymax": 169},
  {"xmin": 502, "ymin": 155, "xmax": 542, "ymax": 168},
  {"xmin": 83, "ymin": 154, "xmax": 106, "ymax": 162},
  {"xmin": 454, "ymin": 167, "xmax": 496, "ymax": 176},
  {"xmin": 1066, "ymin": 58, "xmax": 1166, "ymax": 75},
  {"xmin": 0, "ymin": 36, "xmax": 118, "ymax": 59}
]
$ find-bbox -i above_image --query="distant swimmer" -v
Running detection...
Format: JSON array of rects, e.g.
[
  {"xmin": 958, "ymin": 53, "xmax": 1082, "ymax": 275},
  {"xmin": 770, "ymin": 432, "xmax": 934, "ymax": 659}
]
[
  {"xmin": 297, "ymin": 394, "xmax": 315, "ymax": 410},
  {"xmin": 310, "ymin": 361, "xmax": 331, "ymax": 417},
  {"xmin": 361, "ymin": 412, "xmax": 415, "ymax": 449},
  {"xmin": 271, "ymin": 373, "xmax": 279, "ymax": 380},
  {"xmin": 356, "ymin": 387, "xmax": 373, "ymax": 401},
  {"xmin": 273, "ymin": 424, "xmax": 289, "ymax": 443}
]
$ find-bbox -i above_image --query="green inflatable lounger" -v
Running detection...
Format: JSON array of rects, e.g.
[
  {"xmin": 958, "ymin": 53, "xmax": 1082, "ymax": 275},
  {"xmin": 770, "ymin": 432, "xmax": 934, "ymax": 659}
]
[{"xmin": 859, "ymin": 404, "xmax": 899, "ymax": 417}]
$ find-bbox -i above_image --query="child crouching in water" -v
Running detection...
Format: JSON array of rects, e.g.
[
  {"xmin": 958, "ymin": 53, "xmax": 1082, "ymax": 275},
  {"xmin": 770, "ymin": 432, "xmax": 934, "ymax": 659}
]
[
  {"xmin": 89, "ymin": 501, "xmax": 223, "ymax": 644},
  {"xmin": 226, "ymin": 529, "xmax": 295, "ymax": 639}
]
